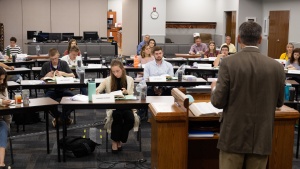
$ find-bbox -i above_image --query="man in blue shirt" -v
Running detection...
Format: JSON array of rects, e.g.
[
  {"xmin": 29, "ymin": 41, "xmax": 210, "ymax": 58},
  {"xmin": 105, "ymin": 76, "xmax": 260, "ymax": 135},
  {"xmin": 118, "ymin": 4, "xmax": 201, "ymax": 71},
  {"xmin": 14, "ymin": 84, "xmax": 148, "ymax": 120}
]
[
  {"xmin": 143, "ymin": 46, "xmax": 174, "ymax": 96},
  {"xmin": 137, "ymin": 35, "xmax": 150, "ymax": 55}
]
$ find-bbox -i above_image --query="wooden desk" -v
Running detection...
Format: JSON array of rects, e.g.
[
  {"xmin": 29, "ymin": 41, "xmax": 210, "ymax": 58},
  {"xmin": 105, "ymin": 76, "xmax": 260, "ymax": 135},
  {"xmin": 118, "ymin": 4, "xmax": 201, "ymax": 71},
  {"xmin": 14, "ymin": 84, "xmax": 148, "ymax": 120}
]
[
  {"xmin": 59, "ymin": 96, "xmax": 174, "ymax": 162},
  {"xmin": 0, "ymin": 60, "xmax": 36, "ymax": 68},
  {"xmin": 149, "ymin": 89, "xmax": 300, "ymax": 169},
  {"xmin": 6, "ymin": 67, "xmax": 31, "ymax": 80},
  {"xmin": 135, "ymin": 78, "xmax": 207, "ymax": 87},
  {"xmin": 0, "ymin": 98, "xmax": 59, "ymax": 161},
  {"xmin": 175, "ymin": 53, "xmax": 201, "ymax": 58}
]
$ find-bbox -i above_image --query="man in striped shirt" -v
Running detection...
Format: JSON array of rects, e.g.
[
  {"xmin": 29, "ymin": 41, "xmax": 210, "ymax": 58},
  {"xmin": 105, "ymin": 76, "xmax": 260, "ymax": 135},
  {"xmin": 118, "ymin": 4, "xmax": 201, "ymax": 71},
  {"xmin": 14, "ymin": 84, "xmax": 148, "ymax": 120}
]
[{"xmin": 4, "ymin": 37, "xmax": 22, "ymax": 58}]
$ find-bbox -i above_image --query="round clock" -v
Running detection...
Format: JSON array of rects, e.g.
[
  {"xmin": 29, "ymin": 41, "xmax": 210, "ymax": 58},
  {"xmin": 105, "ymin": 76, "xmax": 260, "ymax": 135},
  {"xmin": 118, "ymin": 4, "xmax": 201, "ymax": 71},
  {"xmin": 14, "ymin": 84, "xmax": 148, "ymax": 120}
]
[{"xmin": 151, "ymin": 11, "xmax": 159, "ymax": 19}]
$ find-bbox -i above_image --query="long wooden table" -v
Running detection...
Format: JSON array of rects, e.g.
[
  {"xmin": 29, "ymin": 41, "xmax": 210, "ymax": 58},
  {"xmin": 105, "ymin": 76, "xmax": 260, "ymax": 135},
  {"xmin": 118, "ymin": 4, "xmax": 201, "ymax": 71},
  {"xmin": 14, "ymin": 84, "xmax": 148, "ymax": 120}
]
[{"xmin": 149, "ymin": 89, "xmax": 300, "ymax": 169}]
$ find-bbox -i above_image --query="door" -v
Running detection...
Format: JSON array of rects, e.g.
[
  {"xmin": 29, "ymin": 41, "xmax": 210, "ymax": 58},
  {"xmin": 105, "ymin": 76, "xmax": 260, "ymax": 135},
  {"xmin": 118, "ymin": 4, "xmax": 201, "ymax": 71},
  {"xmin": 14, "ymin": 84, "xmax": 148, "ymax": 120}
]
[
  {"xmin": 225, "ymin": 11, "xmax": 236, "ymax": 45},
  {"xmin": 268, "ymin": 11, "xmax": 289, "ymax": 59}
]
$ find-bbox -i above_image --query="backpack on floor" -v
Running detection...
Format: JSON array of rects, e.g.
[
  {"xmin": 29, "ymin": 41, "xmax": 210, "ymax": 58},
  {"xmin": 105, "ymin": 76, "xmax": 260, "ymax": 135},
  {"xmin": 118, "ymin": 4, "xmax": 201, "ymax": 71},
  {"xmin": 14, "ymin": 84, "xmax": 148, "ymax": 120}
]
[{"xmin": 59, "ymin": 136, "xmax": 97, "ymax": 158}]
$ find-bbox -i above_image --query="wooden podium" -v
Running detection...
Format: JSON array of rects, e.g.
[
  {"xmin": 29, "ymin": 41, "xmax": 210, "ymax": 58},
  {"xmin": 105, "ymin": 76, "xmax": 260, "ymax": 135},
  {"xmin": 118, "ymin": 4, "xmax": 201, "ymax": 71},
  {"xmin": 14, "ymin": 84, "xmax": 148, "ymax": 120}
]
[{"xmin": 149, "ymin": 88, "xmax": 299, "ymax": 169}]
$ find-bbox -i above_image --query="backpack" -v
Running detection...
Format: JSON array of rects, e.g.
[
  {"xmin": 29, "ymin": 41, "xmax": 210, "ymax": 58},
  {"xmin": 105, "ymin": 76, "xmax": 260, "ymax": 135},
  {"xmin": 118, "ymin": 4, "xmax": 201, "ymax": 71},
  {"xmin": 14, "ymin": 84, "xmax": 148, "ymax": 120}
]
[{"xmin": 59, "ymin": 136, "xmax": 98, "ymax": 158}]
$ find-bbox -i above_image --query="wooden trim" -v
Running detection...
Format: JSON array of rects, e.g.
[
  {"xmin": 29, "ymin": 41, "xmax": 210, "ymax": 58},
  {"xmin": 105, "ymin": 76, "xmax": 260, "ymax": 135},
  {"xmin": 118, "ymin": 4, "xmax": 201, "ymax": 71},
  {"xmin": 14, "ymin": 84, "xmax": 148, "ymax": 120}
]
[{"xmin": 166, "ymin": 22, "xmax": 216, "ymax": 29}]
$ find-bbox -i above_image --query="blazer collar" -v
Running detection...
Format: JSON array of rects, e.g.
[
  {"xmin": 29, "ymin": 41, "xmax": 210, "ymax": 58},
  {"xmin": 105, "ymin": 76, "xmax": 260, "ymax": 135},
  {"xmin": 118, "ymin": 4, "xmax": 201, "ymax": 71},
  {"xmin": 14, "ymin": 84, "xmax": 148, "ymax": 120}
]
[{"xmin": 241, "ymin": 47, "xmax": 260, "ymax": 53}]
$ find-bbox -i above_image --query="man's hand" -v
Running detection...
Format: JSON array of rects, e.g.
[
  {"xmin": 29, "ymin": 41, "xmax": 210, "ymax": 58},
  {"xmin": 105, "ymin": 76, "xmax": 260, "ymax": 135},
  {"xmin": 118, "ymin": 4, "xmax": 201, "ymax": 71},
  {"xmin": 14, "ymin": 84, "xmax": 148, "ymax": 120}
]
[
  {"xmin": 45, "ymin": 71, "xmax": 55, "ymax": 77},
  {"xmin": 189, "ymin": 51, "xmax": 195, "ymax": 55},
  {"xmin": 211, "ymin": 81, "xmax": 217, "ymax": 91},
  {"xmin": 8, "ymin": 66, "xmax": 14, "ymax": 70}
]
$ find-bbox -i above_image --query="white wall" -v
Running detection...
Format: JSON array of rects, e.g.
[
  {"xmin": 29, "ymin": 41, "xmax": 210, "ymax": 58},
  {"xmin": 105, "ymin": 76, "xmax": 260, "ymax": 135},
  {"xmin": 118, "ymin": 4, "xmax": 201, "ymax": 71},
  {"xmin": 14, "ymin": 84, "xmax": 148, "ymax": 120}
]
[
  {"xmin": 215, "ymin": 0, "xmax": 239, "ymax": 39},
  {"xmin": 122, "ymin": 0, "xmax": 138, "ymax": 55},
  {"xmin": 142, "ymin": 0, "xmax": 166, "ymax": 43},
  {"xmin": 263, "ymin": 0, "xmax": 300, "ymax": 44},
  {"xmin": 166, "ymin": 0, "xmax": 216, "ymax": 22},
  {"xmin": 238, "ymin": 0, "xmax": 263, "ymax": 52},
  {"xmin": 108, "ymin": 0, "xmax": 122, "ymax": 24},
  {"xmin": 0, "ymin": 0, "xmax": 107, "ymax": 53}
]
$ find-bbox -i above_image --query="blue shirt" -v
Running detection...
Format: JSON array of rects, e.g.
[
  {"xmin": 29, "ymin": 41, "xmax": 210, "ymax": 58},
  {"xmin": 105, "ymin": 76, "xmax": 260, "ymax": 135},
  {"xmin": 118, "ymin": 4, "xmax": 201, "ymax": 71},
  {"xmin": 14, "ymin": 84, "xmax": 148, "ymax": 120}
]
[
  {"xmin": 137, "ymin": 41, "xmax": 146, "ymax": 55},
  {"xmin": 143, "ymin": 60, "xmax": 174, "ymax": 79}
]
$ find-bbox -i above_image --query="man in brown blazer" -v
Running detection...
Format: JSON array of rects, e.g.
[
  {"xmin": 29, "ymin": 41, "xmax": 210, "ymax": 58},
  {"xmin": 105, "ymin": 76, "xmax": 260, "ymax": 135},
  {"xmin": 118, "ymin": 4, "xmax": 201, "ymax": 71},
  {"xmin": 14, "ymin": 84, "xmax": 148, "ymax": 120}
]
[{"xmin": 211, "ymin": 21, "xmax": 285, "ymax": 169}]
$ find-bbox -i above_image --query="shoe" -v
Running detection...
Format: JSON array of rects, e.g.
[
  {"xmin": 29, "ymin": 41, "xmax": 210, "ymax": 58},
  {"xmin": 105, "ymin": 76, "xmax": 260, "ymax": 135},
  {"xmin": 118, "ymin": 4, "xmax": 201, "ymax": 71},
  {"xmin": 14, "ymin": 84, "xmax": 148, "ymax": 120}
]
[
  {"xmin": 66, "ymin": 118, "xmax": 74, "ymax": 125},
  {"xmin": 0, "ymin": 165, "xmax": 7, "ymax": 169},
  {"xmin": 118, "ymin": 146, "xmax": 122, "ymax": 151},
  {"xmin": 52, "ymin": 119, "xmax": 57, "ymax": 128}
]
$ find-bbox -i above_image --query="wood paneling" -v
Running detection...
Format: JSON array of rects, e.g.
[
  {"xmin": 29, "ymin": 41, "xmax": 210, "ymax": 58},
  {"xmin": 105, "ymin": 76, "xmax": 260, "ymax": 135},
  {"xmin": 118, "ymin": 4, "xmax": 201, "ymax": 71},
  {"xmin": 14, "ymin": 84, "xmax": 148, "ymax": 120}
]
[
  {"xmin": 166, "ymin": 22, "xmax": 216, "ymax": 29},
  {"xmin": 268, "ymin": 11, "xmax": 289, "ymax": 58}
]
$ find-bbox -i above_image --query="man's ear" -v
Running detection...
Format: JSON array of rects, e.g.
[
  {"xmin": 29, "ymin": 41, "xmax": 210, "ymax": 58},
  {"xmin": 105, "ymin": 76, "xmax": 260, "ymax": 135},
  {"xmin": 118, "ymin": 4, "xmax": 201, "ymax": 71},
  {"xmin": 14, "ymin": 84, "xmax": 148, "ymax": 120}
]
[
  {"xmin": 237, "ymin": 35, "xmax": 241, "ymax": 44},
  {"xmin": 257, "ymin": 35, "xmax": 262, "ymax": 45}
]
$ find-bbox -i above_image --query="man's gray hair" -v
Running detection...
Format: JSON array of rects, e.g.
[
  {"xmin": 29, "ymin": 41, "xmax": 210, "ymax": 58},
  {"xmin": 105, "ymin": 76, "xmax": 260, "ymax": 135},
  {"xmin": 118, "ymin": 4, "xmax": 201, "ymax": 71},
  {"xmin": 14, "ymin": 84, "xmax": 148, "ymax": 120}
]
[{"xmin": 239, "ymin": 21, "xmax": 262, "ymax": 46}]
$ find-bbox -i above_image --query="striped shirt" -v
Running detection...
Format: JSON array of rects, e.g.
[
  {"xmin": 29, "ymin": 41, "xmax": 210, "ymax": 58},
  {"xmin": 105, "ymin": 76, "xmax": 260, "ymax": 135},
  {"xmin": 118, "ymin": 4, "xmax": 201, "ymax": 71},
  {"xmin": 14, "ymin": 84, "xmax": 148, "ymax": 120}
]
[{"xmin": 4, "ymin": 45, "xmax": 22, "ymax": 55}]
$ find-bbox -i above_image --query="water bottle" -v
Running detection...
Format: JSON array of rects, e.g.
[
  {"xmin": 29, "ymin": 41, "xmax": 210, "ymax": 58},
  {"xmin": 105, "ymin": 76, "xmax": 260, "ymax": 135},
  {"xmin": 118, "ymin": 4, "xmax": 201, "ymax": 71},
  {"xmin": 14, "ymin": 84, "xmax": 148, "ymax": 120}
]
[
  {"xmin": 6, "ymin": 48, "xmax": 10, "ymax": 57},
  {"xmin": 84, "ymin": 52, "xmax": 88, "ymax": 60},
  {"xmin": 77, "ymin": 59, "xmax": 82, "ymax": 67},
  {"xmin": 36, "ymin": 45, "xmax": 40, "ymax": 56},
  {"xmin": 88, "ymin": 80, "xmax": 96, "ymax": 102},
  {"xmin": 134, "ymin": 55, "xmax": 139, "ymax": 68},
  {"xmin": 178, "ymin": 70, "xmax": 183, "ymax": 82},
  {"xmin": 285, "ymin": 83, "xmax": 291, "ymax": 101}
]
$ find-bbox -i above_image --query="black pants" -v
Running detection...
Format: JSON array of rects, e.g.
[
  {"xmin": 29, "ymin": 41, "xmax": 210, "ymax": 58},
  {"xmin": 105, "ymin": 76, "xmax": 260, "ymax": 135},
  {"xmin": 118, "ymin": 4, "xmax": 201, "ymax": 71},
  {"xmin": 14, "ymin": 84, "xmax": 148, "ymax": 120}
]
[
  {"xmin": 147, "ymin": 86, "xmax": 172, "ymax": 96},
  {"xmin": 111, "ymin": 109, "xmax": 134, "ymax": 143}
]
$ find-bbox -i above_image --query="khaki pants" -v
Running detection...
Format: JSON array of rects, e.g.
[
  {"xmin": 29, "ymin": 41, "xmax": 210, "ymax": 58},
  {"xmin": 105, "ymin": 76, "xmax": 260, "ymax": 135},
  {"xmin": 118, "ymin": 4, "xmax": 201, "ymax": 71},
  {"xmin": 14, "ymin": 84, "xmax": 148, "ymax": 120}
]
[{"xmin": 219, "ymin": 150, "xmax": 268, "ymax": 169}]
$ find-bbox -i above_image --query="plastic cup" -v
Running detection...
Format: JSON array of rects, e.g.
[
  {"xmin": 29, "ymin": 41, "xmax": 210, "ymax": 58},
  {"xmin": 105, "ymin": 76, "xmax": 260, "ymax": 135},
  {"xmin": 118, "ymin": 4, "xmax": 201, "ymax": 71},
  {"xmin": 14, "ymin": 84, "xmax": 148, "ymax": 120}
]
[{"xmin": 15, "ymin": 93, "xmax": 22, "ymax": 105}]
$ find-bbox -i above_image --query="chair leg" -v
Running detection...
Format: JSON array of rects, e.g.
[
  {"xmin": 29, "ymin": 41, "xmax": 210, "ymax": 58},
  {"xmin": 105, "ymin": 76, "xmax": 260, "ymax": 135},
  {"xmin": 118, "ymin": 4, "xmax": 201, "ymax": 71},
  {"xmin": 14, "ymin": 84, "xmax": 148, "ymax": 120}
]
[
  {"xmin": 139, "ymin": 127, "xmax": 142, "ymax": 152},
  {"xmin": 106, "ymin": 132, "xmax": 108, "ymax": 152},
  {"xmin": 9, "ymin": 133, "xmax": 14, "ymax": 165},
  {"xmin": 73, "ymin": 110, "xmax": 76, "ymax": 124}
]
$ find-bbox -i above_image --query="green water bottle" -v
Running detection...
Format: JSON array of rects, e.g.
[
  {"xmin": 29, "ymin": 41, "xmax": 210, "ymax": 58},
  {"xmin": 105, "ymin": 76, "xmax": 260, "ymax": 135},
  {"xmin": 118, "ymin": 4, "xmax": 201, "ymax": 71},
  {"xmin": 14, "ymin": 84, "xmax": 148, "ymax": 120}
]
[
  {"xmin": 6, "ymin": 47, "xmax": 10, "ymax": 57},
  {"xmin": 88, "ymin": 80, "xmax": 96, "ymax": 102}
]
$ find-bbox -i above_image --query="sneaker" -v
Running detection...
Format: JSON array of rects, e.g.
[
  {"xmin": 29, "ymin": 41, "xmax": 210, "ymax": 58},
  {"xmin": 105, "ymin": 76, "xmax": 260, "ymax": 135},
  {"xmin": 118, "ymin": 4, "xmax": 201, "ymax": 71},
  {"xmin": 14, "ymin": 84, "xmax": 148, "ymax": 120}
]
[{"xmin": 52, "ymin": 118, "xmax": 57, "ymax": 128}]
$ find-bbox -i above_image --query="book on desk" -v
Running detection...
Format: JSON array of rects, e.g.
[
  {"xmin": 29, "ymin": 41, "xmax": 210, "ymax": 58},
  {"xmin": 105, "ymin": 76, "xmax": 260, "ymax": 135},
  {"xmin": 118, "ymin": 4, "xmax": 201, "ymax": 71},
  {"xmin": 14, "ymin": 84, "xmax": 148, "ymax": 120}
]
[{"xmin": 189, "ymin": 102, "xmax": 222, "ymax": 116}]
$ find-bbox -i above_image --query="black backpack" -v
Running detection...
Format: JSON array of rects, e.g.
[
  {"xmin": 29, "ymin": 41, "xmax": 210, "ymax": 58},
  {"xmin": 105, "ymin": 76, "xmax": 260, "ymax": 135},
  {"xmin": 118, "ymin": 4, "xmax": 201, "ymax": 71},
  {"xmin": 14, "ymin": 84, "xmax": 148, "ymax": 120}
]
[{"xmin": 59, "ymin": 136, "xmax": 98, "ymax": 158}]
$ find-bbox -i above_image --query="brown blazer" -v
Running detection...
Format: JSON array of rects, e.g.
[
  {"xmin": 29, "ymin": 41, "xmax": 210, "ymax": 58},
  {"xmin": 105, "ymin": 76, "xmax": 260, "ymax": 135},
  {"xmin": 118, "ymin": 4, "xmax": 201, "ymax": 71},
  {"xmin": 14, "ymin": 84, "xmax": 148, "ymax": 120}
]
[{"xmin": 211, "ymin": 47, "xmax": 285, "ymax": 155}]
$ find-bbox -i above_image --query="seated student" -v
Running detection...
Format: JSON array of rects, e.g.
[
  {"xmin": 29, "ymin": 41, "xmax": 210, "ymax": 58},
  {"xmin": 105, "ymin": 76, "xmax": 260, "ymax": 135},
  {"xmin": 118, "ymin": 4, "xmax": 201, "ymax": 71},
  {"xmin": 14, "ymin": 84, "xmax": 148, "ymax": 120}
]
[
  {"xmin": 0, "ymin": 66, "xmax": 12, "ymax": 169},
  {"xmin": 189, "ymin": 36, "xmax": 208, "ymax": 55},
  {"xmin": 280, "ymin": 43, "xmax": 294, "ymax": 61},
  {"xmin": 137, "ymin": 45, "xmax": 154, "ymax": 78},
  {"xmin": 213, "ymin": 45, "xmax": 229, "ymax": 67},
  {"xmin": 63, "ymin": 39, "xmax": 81, "ymax": 56},
  {"xmin": 40, "ymin": 48, "xmax": 75, "ymax": 127},
  {"xmin": 96, "ymin": 59, "xmax": 139, "ymax": 154},
  {"xmin": 144, "ymin": 46, "xmax": 174, "ymax": 96},
  {"xmin": 221, "ymin": 36, "xmax": 236, "ymax": 53},
  {"xmin": 61, "ymin": 46, "xmax": 83, "ymax": 66},
  {"xmin": 204, "ymin": 41, "xmax": 219, "ymax": 58},
  {"xmin": 148, "ymin": 38, "xmax": 156, "ymax": 53},
  {"xmin": 4, "ymin": 37, "xmax": 22, "ymax": 58},
  {"xmin": 137, "ymin": 35, "xmax": 150, "ymax": 55},
  {"xmin": 285, "ymin": 48, "xmax": 300, "ymax": 70},
  {"xmin": 61, "ymin": 46, "xmax": 86, "ymax": 95},
  {"xmin": 138, "ymin": 45, "xmax": 154, "ymax": 64}
]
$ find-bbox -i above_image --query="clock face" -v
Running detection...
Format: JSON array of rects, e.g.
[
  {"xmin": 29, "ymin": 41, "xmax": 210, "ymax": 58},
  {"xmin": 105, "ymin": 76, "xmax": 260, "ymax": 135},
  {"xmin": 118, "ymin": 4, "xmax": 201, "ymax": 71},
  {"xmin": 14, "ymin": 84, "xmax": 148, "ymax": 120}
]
[{"xmin": 151, "ymin": 11, "xmax": 159, "ymax": 19}]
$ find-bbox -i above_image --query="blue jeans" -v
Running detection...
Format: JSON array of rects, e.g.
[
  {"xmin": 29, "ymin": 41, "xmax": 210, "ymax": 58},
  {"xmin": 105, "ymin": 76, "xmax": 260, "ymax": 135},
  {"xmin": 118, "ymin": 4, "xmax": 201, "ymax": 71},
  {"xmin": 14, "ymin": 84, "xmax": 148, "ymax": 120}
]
[
  {"xmin": 0, "ymin": 121, "xmax": 8, "ymax": 148},
  {"xmin": 45, "ymin": 89, "xmax": 74, "ymax": 119}
]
